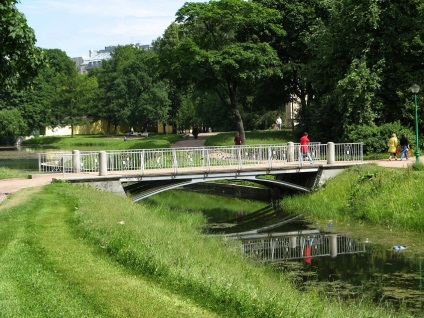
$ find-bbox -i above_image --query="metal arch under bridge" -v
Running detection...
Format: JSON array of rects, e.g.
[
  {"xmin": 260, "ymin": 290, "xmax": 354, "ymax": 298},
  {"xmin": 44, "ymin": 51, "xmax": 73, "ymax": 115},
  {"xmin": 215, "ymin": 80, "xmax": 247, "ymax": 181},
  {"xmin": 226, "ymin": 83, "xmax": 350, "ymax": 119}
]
[{"xmin": 39, "ymin": 142, "xmax": 364, "ymax": 201}]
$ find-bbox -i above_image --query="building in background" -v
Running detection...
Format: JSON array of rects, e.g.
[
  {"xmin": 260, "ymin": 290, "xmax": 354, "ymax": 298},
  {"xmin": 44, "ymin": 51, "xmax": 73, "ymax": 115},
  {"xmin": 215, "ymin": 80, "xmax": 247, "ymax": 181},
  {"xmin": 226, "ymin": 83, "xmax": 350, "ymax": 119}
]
[{"xmin": 72, "ymin": 43, "xmax": 151, "ymax": 74}]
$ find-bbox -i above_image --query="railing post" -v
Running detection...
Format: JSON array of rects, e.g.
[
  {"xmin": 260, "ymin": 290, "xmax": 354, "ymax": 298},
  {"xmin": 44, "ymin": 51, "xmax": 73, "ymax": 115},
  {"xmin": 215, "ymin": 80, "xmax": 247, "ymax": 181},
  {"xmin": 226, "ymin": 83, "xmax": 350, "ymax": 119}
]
[
  {"xmin": 329, "ymin": 234, "xmax": 338, "ymax": 258},
  {"xmin": 99, "ymin": 151, "xmax": 107, "ymax": 176},
  {"xmin": 287, "ymin": 142, "xmax": 295, "ymax": 162},
  {"xmin": 327, "ymin": 142, "xmax": 335, "ymax": 164},
  {"xmin": 72, "ymin": 150, "xmax": 81, "ymax": 173}
]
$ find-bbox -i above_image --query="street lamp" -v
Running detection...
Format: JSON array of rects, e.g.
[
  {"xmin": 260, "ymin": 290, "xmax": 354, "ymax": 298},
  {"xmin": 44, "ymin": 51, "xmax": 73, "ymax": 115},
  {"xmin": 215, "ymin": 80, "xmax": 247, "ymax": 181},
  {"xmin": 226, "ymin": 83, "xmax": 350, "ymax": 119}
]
[{"xmin": 411, "ymin": 84, "xmax": 420, "ymax": 163}]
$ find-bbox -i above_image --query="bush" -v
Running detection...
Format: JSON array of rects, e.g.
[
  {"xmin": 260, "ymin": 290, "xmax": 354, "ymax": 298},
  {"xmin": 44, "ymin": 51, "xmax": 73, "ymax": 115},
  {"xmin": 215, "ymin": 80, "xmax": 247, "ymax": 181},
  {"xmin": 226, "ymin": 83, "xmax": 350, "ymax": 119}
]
[{"xmin": 344, "ymin": 122, "xmax": 416, "ymax": 155}]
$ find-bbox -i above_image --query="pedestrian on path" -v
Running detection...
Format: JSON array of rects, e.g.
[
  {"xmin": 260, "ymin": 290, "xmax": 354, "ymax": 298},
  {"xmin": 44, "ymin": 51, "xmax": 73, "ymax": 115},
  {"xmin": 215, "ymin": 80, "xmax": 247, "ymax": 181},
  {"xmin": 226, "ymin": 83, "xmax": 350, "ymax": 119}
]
[
  {"xmin": 276, "ymin": 115, "xmax": 282, "ymax": 130},
  {"xmin": 387, "ymin": 133, "xmax": 399, "ymax": 161},
  {"xmin": 399, "ymin": 133, "xmax": 410, "ymax": 160},
  {"xmin": 234, "ymin": 132, "xmax": 242, "ymax": 145}
]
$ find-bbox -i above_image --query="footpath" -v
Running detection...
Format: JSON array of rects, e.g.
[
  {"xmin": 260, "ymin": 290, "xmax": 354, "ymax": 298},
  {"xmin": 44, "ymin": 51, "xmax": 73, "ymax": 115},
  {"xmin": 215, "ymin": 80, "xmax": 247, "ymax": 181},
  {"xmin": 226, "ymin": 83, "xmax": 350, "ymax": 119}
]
[{"xmin": 0, "ymin": 133, "xmax": 420, "ymax": 203}]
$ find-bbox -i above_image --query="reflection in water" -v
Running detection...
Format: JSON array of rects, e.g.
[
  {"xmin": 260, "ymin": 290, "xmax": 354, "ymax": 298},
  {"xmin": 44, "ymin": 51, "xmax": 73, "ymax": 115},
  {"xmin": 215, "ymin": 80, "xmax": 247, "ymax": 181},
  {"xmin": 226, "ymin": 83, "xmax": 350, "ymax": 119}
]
[
  {"xmin": 235, "ymin": 231, "xmax": 365, "ymax": 263},
  {"xmin": 208, "ymin": 207, "xmax": 424, "ymax": 315},
  {"xmin": 0, "ymin": 146, "xmax": 59, "ymax": 171}
]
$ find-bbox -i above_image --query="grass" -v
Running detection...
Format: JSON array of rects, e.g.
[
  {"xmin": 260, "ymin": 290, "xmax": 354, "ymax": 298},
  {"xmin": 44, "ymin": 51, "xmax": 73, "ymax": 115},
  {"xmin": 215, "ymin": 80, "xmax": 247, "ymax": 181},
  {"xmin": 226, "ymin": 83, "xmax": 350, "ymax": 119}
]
[
  {"xmin": 22, "ymin": 133, "xmax": 183, "ymax": 150},
  {"xmin": 0, "ymin": 167, "xmax": 29, "ymax": 179},
  {"xmin": 205, "ymin": 130, "xmax": 295, "ymax": 146},
  {"xmin": 0, "ymin": 183, "xmax": 402, "ymax": 317}
]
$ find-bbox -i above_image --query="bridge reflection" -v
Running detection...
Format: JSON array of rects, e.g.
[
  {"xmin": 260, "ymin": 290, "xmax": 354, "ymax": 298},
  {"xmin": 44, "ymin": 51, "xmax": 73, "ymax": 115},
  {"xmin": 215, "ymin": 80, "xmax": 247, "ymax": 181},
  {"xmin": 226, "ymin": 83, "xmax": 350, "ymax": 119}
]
[{"xmin": 232, "ymin": 230, "xmax": 365, "ymax": 263}]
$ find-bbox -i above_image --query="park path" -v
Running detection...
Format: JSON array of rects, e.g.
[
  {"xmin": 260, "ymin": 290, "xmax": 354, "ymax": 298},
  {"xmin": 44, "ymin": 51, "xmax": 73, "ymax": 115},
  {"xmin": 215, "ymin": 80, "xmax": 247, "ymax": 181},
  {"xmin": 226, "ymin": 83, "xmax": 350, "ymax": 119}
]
[{"xmin": 0, "ymin": 133, "xmax": 419, "ymax": 202}]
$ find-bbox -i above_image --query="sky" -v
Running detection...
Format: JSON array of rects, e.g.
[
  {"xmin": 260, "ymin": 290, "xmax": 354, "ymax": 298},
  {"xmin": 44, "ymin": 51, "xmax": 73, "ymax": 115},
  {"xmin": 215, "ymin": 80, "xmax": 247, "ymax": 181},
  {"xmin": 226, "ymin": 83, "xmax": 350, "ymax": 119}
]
[{"xmin": 17, "ymin": 0, "xmax": 194, "ymax": 58}]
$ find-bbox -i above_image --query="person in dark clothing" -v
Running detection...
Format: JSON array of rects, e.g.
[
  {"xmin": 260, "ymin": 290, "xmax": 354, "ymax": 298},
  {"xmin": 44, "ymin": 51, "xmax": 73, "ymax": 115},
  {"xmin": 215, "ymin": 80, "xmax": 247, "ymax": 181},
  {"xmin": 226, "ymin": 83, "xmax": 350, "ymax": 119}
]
[
  {"xmin": 399, "ymin": 133, "xmax": 410, "ymax": 160},
  {"xmin": 234, "ymin": 132, "xmax": 242, "ymax": 145},
  {"xmin": 192, "ymin": 125, "xmax": 199, "ymax": 139}
]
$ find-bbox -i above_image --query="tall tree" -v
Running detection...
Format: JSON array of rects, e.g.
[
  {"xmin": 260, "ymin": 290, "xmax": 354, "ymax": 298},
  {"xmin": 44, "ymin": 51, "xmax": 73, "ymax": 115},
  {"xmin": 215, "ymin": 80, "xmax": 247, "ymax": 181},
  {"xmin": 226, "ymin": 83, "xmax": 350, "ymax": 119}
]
[
  {"xmin": 304, "ymin": 0, "xmax": 424, "ymax": 141},
  {"xmin": 95, "ymin": 46, "xmax": 171, "ymax": 133},
  {"xmin": 162, "ymin": 0, "xmax": 283, "ymax": 142},
  {"xmin": 0, "ymin": 0, "xmax": 44, "ymax": 90}
]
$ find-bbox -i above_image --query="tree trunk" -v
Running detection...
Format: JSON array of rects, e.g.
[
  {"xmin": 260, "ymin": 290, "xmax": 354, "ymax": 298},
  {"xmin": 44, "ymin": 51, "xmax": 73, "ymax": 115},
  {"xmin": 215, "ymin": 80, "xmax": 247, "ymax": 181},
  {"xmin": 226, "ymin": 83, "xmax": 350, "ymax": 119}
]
[{"xmin": 228, "ymin": 87, "xmax": 246, "ymax": 143}]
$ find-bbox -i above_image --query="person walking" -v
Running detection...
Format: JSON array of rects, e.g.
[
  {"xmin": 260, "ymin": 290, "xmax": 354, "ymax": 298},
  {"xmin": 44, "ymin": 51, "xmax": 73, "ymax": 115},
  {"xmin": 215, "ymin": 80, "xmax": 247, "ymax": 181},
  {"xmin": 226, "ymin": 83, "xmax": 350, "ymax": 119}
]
[
  {"xmin": 234, "ymin": 132, "xmax": 242, "ymax": 145},
  {"xmin": 399, "ymin": 133, "xmax": 410, "ymax": 160},
  {"xmin": 276, "ymin": 115, "xmax": 282, "ymax": 130},
  {"xmin": 387, "ymin": 133, "xmax": 399, "ymax": 161},
  {"xmin": 300, "ymin": 132, "xmax": 313, "ymax": 163}
]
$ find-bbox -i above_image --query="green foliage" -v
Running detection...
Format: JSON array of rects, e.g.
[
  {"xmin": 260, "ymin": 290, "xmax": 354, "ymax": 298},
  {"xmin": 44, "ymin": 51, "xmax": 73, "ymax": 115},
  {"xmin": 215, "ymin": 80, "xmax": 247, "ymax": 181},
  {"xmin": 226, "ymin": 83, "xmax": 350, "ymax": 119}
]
[
  {"xmin": 303, "ymin": 0, "xmax": 424, "ymax": 142},
  {"xmin": 344, "ymin": 121, "xmax": 415, "ymax": 154},
  {"xmin": 94, "ymin": 46, "xmax": 171, "ymax": 133},
  {"xmin": 166, "ymin": 0, "xmax": 284, "ymax": 141},
  {"xmin": 0, "ymin": 1, "xmax": 45, "ymax": 90},
  {"xmin": 0, "ymin": 108, "xmax": 27, "ymax": 143}
]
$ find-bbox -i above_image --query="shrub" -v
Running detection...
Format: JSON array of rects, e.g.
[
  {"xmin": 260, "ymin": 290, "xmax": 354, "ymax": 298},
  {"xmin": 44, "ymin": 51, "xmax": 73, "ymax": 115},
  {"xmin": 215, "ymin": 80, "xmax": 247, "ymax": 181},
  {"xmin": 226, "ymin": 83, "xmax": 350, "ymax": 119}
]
[{"xmin": 344, "ymin": 122, "xmax": 415, "ymax": 155}]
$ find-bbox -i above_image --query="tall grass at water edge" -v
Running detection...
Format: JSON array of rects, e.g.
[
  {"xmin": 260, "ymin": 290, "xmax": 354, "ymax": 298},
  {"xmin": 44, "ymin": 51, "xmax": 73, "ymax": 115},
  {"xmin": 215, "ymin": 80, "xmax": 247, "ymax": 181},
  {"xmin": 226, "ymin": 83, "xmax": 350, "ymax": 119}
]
[
  {"xmin": 281, "ymin": 164, "xmax": 424, "ymax": 233},
  {"xmin": 0, "ymin": 183, "xmax": 401, "ymax": 317},
  {"xmin": 21, "ymin": 134, "xmax": 183, "ymax": 150}
]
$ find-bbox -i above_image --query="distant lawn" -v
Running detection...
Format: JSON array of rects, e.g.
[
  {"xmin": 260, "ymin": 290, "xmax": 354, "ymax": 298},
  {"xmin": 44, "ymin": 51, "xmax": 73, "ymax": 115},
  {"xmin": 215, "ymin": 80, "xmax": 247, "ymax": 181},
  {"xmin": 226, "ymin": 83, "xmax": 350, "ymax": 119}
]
[
  {"xmin": 22, "ymin": 134, "xmax": 183, "ymax": 150},
  {"xmin": 0, "ymin": 167, "xmax": 29, "ymax": 179},
  {"xmin": 205, "ymin": 130, "xmax": 295, "ymax": 146}
]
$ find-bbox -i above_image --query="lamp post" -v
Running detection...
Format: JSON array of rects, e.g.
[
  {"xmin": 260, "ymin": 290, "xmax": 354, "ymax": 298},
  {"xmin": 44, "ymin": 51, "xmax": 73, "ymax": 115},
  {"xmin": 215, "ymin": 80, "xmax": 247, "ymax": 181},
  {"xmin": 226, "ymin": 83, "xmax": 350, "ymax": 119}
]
[{"xmin": 411, "ymin": 84, "xmax": 420, "ymax": 163}]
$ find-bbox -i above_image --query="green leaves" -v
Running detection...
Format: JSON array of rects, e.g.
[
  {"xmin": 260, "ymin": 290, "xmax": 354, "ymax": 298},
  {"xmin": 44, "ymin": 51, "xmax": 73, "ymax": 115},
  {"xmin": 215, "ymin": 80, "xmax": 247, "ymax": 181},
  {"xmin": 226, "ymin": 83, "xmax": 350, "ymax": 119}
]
[{"xmin": 0, "ymin": 1, "xmax": 44, "ymax": 91}]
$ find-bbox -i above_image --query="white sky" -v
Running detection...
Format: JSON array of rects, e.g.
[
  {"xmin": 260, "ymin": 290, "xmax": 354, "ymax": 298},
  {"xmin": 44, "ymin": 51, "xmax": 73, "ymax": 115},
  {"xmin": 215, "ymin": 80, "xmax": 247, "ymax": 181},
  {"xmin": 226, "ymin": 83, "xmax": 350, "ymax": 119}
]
[{"xmin": 17, "ymin": 0, "xmax": 195, "ymax": 58}]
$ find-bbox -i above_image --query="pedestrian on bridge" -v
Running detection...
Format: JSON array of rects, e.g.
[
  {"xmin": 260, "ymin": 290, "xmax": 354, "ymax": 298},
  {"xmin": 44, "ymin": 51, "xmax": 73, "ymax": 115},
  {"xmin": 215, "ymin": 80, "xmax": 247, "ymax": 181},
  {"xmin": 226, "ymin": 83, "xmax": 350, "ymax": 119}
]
[{"xmin": 300, "ymin": 132, "xmax": 313, "ymax": 163}]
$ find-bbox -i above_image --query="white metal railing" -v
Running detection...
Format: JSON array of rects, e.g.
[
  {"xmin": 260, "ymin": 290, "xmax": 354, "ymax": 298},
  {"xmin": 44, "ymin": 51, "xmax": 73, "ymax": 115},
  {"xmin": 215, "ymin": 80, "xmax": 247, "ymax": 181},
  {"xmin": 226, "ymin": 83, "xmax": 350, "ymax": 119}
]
[
  {"xmin": 38, "ymin": 143, "xmax": 363, "ymax": 175},
  {"xmin": 335, "ymin": 143, "xmax": 363, "ymax": 161}
]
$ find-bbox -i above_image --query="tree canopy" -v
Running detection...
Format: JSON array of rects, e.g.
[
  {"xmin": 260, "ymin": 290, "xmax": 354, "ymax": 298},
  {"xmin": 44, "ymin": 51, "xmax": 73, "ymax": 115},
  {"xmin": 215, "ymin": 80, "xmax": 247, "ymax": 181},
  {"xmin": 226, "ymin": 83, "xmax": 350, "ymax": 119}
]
[
  {"xmin": 0, "ymin": 0, "xmax": 44, "ymax": 91},
  {"xmin": 1, "ymin": 0, "xmax": 424, "ymax": 150}
]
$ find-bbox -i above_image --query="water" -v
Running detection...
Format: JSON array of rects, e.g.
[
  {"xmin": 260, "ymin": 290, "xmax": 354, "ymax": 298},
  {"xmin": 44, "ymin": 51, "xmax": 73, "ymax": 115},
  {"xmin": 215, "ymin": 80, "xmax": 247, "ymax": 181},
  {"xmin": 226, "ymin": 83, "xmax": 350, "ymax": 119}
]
[
  {"xmin": 0, "ymin": 146, "xmax": 53, "ymax": 171},
  {"xmin": 205, "ymin": 205, "xmax": 424, "ymax": 315}
]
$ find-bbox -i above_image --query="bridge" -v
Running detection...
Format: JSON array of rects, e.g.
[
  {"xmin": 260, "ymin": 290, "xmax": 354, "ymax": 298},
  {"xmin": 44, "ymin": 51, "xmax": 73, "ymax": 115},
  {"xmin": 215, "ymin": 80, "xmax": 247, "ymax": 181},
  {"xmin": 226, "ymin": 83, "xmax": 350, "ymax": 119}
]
[{"xmin": 38, "ymin": 142, "xmax": 363, "ymax": 201}]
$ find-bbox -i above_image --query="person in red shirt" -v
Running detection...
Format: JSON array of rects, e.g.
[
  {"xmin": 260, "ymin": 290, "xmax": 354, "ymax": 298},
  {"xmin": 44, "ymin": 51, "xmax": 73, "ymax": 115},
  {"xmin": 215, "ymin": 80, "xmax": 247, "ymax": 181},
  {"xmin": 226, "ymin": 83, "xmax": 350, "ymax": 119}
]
[{"xmin": 300, "ymin": 132, "xmax": 313, "ymax": 163}]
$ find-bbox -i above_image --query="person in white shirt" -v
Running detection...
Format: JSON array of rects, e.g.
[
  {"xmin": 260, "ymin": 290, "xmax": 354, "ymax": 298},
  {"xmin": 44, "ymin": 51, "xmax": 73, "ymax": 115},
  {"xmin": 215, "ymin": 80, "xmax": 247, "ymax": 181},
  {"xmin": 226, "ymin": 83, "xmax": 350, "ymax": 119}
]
[{"xmin": 276, "ymin": 115, "xmax": 282, "ymax": 130}]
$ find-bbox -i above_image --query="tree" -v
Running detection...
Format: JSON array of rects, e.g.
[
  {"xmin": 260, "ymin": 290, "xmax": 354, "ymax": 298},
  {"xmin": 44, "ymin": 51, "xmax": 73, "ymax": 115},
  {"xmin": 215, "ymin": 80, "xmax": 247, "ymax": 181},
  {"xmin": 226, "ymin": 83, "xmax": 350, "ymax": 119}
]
[
  {"xmin": 303, "ymin": 0, "xmax": 424, "ymax": 142},
  {"xmin": 162, "ymin": 0, "xmax": 283, "ymax": 142},
  {"xmin": 0, "ymin": 108, "xmax": 27, "ymax": 144},
  {"xmin": 95, "ymin": 46, "xmax": 171, "ymax": 133},
  {"xmin": 0, "ymin": 0, "xmax": 44, "ymax": 90}
]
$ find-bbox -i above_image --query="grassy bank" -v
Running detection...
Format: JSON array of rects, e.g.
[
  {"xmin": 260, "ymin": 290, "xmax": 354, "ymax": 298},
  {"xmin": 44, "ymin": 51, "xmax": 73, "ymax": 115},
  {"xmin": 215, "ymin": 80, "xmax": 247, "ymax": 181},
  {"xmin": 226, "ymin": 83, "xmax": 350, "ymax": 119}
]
[
  {"xmin": 0, "ymin": 183, "xmax": 401, "ymax": 317},
  {"xmin": 22, "ymin": 133, "xmax": 183, "ymax": 150}
]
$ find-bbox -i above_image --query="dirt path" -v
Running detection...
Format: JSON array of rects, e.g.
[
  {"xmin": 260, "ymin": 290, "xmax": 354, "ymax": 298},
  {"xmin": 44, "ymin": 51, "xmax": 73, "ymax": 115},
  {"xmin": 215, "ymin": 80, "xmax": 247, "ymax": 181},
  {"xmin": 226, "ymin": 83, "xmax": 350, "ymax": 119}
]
[{"xmin": 170, "ymin": 132, "xmax": 218, "ymax": 148}]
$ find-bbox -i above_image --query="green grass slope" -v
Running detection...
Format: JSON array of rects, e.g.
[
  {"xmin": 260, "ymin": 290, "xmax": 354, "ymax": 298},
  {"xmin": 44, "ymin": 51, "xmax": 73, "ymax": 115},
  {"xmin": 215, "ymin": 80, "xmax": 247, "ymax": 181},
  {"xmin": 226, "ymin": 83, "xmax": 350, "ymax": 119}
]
[{"xmin": 0, "ymin": 183, "xmax": 405, "ymax": 317}]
